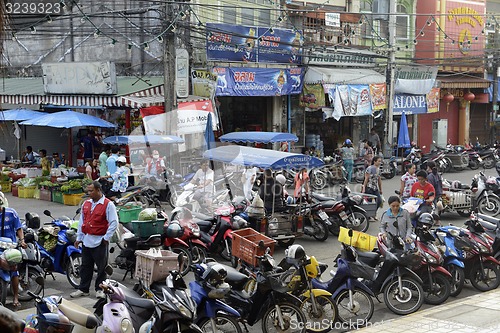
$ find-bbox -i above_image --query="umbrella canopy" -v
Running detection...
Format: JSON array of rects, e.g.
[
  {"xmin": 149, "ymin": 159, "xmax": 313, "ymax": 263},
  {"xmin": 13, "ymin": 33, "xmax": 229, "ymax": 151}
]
[
  {"xmin": 0, "ymin": 108, "xmax": 45, "ymax": 121},
  {"xmin": 397, "ymin": 112, "xmax": 411, "ymax": 148},
  {"xmin": 20, "ymin": 110, "xmax": 116, "ymax": 128},
  {"xmin": 203, "ymin": 145, "xmax": 324, "ymax": 169},
  {"xmin": 220, "ymin": 131, "xmax": 298, "ymax": 144},
  {"xmin": 205, "ymin": 113, "xmax": 216, "ymax": 150},
  {"xmin": 103, "ymin": 135, "xmax": 184, "ymax": 145}
]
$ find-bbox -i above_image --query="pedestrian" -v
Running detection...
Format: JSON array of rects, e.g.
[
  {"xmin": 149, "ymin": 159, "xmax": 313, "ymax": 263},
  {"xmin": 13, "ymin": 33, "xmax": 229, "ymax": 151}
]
[
  {"xmin": 399, "ymin": 163, "xmax": 417, "ymax": 199},
  {"xmin": 81, "ymin": 130, "xmax": 100, "ymax": 162},
  {"xmin": 21, "ymin": 146, "xmax": 35, "ymax": 165},
  {"xmin": 106, "ymin": 147, "xmax": 119, "ymax": 175},
  {"xmin": 379, "ymin": 196, "xmax": 413, "ymax": 245},
  {"xmin": 242, "ymin": 166, "xmax": 257, "ymax": 201},
  {"xmin": 51, "ymin": 152, "xmax": 63, "ymax": 168},
  {"xmin": 39, "ymin": 149, "xmax": 51, "ymax": 176},
  {"xmin": 294, "ymin": 168, "xmax": 310, "ymax": 202},
  {"xmin": 71, "ymin": 181, "xmax": 118, "ymax": 299},
  {"xmin": 363, "ymin": 140, "xmax": 374, "ymax": 168},
  {"xmin": 259, "ymin": 169, "xmax": 285, "ymax": 212},
  {"xmin": 362, "ymin": 155, "xmax": 383, "ymax": 220},
  {"xmin": 426, "ymin": 161, "xmax": 443, "ymax": 205},
  {"xmin": 0, "ymin": 193, "xmax": 26, "ymax": 309},
  {"xmin": 368, "ymin": 127, "xmax": 382, "ymax": 154},
  {"xmin": 99, "ymin": 145, "xmax": 111, "ymax": 177},
  {"xmin": 107, "ymin": 156, "xmax": 129, "ymax": 200},
  {"xmin": 340, "ymin": 139, "xmax": 355, "ymax": 183},
  {"xmin": 85, "ymin": 159, "xmax": 100, "ymax": 180},
  {"xmin": 190, "ymin": 161, "xmax": 214, "ymax": 207}
]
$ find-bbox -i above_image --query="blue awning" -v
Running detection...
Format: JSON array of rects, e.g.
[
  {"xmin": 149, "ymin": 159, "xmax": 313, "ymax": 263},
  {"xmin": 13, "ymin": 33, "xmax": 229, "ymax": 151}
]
[
  {"xmin": 103, "ymin": 135, "xmax": 184, "ymax": 145},
  {"xmin": 219, "ymin": 132, "xmax": 298, "ymax": 144}
]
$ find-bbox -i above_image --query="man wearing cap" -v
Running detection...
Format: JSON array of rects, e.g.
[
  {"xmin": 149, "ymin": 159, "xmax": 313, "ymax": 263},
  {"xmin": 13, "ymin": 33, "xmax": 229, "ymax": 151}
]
[
  {"xmin": 0, "ymin": 195, "xmax": 26, "ymax": 308},
  {"xmin": 106, "ymin": 156, "xmax": 129, "ymax": 200},
  {"xmin": 340, "ymin": 139, "xmax": 355, "ymax": 183}
]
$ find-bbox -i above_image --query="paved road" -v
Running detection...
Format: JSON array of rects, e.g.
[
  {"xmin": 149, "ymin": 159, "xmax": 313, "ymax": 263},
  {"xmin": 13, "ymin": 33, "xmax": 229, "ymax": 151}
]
[{"xmin": 4, "ymin": 166, "xmax": 499, "ymax": 332}]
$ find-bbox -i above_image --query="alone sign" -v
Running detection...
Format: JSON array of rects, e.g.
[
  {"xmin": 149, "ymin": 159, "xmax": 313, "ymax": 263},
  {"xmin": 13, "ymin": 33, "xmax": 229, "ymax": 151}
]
[{"xmin": 393, "ymin": 94, "xmax": 427, "ymax": 115}]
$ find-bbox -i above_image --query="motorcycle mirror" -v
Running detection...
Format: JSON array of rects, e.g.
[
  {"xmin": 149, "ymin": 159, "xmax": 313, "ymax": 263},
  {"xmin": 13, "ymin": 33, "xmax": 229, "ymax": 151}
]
[
  {"xmin": 258, "ymin": 240, "xmax": 265, "ymax": 250},
  {"xmin": 348, "ymin": 229, "xmax": 354, "ymax": 238},
  {"xmin": 109, "ymin": 247, "xmax": 115, "ymax": 254},
  {"xmin": 35, "ymin": 275, "xmax": 44, "ymax": 287},
  {"xmin": 75, "ymin": 208, "xmax": 81, "ymax": 215},
  {"xmin": 177, "ymin": 253, "xmax": 185, "ymax": 272},
  {"xmin": 394, "ymin": 190, "xmax": 401, "ymax": 195},
  {"xmin": 428, "ymin": 191, "xmax": 435, "ymax": 197},
  {"xmin": 43, "ymin": 210, "xmax": 51, "ymax": 217},
  {"xmin": 105, "ymin": 265, "xmax": 113, "ymax": 276}
]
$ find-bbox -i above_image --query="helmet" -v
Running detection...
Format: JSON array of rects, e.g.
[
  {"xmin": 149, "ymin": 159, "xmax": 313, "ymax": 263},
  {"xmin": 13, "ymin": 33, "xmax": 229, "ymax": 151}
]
[
  {"xmin": 232, "ymin": 215, "xmax": 248, "ymax": 230},
  {"xmin": 0, "ymin": 192, "xmax": 7, "ymax": 208},
  {"xmin": 2, "ymin": 249, "xmax": 23, "ymax": 266},
  {"xmin": 38, "ymin": 313, "xmax": 73, "ymax": 333},
  {"xmin": 345, "ymin": 139, "xmax": 352, "ymax": 145},
  {"xmin": 202, "ymin": 263, "xmax": 227, "ymax": 285},
  {"xmin": 285, "ymin": 244, "xmax": 306, "ymax": 265},
  {"xmin": 276, "ymin": 174, "xmax": 286, "ymax": 185},
  {"xmin": 452, "ymin": 180, "xmax": 462, "ymax": 189},
  {"xmin": 25, "ymin": 212, "xmax": 40, "ymax": 229},
  {"xmin": 417, "ymin": 213, "xmax": 434, "ymax": 228},
  {"xmin": 117, "ymin": 156, "xmax": 127, "ymax": 163},
  {"xmin": 165, "ymin": 221, "xmax": 184, "ymax": 238},
  {"xmin": 411, "ymin": 141, "xmax": 416, "ymax": 147}
]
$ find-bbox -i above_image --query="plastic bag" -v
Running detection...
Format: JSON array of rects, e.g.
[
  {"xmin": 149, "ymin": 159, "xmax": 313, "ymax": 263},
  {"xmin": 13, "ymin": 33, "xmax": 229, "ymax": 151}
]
[
  {"xmin": 138, "ymin": 208, "xmax": 158, "ymax": 221},
  {"xmin": 247, "ymin": 194, "xmax": 265, "ymax": 218}
]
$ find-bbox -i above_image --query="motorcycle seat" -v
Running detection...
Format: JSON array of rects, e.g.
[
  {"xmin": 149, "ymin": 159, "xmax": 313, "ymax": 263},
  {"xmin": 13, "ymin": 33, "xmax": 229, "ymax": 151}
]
[
  {"xmin": 59, "ymin": 298, "xmax": 99, "ymax": 329},
  {"xmin": 318, "ymin": 200, "xmax": 338, "ymax": 209},
  {"xmin": 193, "ymin": 212, "xmax": 214, "ymax": 221},
  {"xmin": 222, "ymin": 266, "xmax": 250, "ymax": 290},
  {"xmin": 311, "ymin": 192, "xmax": 337, "ymax": 202},
  {"xmin": 125, "ymin": 292, "xmax": 156, "ymax": 310},
  {"xmin": 356, "ymin": 251, "xmax": 380, "ymax": 268},
  {"xmin": 196, "ymin": 220, "xmax": 214, "ymax": 233},
  {"xmin": 126, "ymin": 185, "xmax": 143, "ymax": 192}
]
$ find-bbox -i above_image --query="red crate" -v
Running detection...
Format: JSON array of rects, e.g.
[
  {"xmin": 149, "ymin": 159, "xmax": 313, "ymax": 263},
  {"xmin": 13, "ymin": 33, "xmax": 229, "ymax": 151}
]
[
  {"xmin": 12, "ymin": 185, "xmax": 18, "ymax": 197},
  {"xmin": 40, "ymin": 189, "xmax": 51, "ymax": 201},
  {"xmin": 231, "ymin": 228, "xmax": 276, "ymax": 267}
]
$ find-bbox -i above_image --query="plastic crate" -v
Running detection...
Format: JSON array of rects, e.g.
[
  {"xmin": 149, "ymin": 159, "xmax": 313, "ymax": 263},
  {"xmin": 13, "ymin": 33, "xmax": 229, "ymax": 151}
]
[
  {"xmin": 52, "ymin": 191, "xmax": 64, "ymax": 204},
  {"xmin": 134, "ymin": 249, "xmax": 178, "ymax": 286},
  {"xmin": 40, "ymin": 189, "xmax": 51, "ymax": 201},
  {"xmin": 130, "ymin": 219, "xmax": 166, "ymax": 238},
  {"xmin": 338, "ymin": 227, "xmax": 377, "ymax": 252},
  {"xmin": 11, "ymin": 185, "xmax": 18, "ymax": 197},
  {"xmin": 232, "ymin": 228, "xmax": 276, "ymax": 267},
  {"xmin": 19, "ymin": 186, "xmax": 36, "ymax": 198},
  {"xmin": 63, "ymin": 193, "xmax": 84, "ymax": 206},
  {"xmin": 118, "ymin": 206, "xmax": 143, "ymax": 223},
  {"xmin": 0, "ymin": 181, "xmax": 11, "ymax": 193}
]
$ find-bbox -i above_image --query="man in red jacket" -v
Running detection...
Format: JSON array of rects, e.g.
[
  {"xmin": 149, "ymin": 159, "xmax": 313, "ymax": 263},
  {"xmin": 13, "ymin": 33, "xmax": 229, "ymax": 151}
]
[{"xmin": 71, "ymin": 181, "xmax": 118, "ymax": 299}]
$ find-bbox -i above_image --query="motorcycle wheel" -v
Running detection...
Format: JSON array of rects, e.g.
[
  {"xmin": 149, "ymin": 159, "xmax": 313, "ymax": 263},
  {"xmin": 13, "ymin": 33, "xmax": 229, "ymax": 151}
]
[
  {"xmin": 277, "ymin": 238, "xmax": 295, "ymax": 248},
  {"xmin": 66, "ymin": 253, "xmax": 82, "ymax": 288},
  {"xmin": 447, "ymin": 265, "xmax": 465, "ymax": 297},
  {"xmin": 383, "ymin": 277, "xmax": 424, "ymax": 315},
  {"xmin": 312, "ymin": 218, "xmax": 329, "ymax": 242},
  {"xmin": 443, "ymin": 158, "xmax": 453, "ymax": 173},
  {"xmin": 168, "ymin": 192, "xmax": 177, "ymax": 209},
  {"xmin": 382, "ymin": 168, "xmax": 396, "ymax": 179},
  {"xmin": 354, "ymin": 169, "xmax": 365, "ymax": 183},
  {"xmin": 0, "ymin": 279, "xmax": 7, "ymax": 306},
  {"xmin": 477, "ymin": 196, "xmax": 500, "ymax": 216},
  {"xmin": 300, "ymin": 295, "xmax": 338, "ymax": 333},
  {"xmin": 483, "ymin": 156, "xmax": 496, "ymax": 169},
  {"xmin": 261, "ymin": 302, "xmax": 307, "ymax": 333},
  {"xmin": 198, "ymin": 314, "xmax": 243, "ymax": 333},
  {"xmin": 170, "ymin": 245, "xmax": 192, "ymax": 276},
  {"xmin": 470, "ymin": 261, "xmax": 500, "ymax": 292},
  {"xmin": 219, "ymin": 238, "xmax": 232, "ymax": 262},
  {"xmin": 345, "ymin": 212, "xmax": 369, "ymax": 233},
  {"xmin": 469, "ymin": 160, "xmax": 480, "ymax": 170},
  {"xmin": 17, "ymin": 267, "xmax": 43, "ymax": 301},
  {"xmin": 327, "ymin": 215, "xmax": 342, "ymax": 236},
  {"xmin": 310, "ymin": 173, "xmax": 328, "ymax": 191},
  {"xmin": 335, "ymin": 288, "xmax": 374, "ymax": 326},
  {"xmin": 190, "ymin": 244, "xmax": 207, "ymax": 265},
  {"xmin": 422, "ymin": 272, "xmax": 451, "ymax": 305}
]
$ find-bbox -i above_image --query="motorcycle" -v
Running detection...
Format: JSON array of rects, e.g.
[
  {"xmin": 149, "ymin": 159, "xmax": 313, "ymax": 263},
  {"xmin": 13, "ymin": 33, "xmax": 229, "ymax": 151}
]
[
  {"xmin": 380, "ymin": 157, "xmax": 397, "ymax": 179},
  {"xmin": 295, "ymin": 201, "xmax": 330, "ymax": 242},
  {"xmin": 0, "ymin": 236, "xmax": 23, "ymax": 305},
  {"xmin": 474, "ymin": 142, "xmax": 498, "ymax": 169}
]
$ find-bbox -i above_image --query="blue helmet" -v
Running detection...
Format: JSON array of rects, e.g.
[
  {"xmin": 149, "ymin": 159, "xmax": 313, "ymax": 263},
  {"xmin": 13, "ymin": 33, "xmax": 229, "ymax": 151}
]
[{"xmin": 345, "ymin": 139, "xmax": 352, "ymax": 145}]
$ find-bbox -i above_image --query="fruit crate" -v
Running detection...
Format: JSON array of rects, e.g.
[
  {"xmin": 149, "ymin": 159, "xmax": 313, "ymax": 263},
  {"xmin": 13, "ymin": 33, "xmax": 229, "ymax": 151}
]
[
  {"xmin": 19, "ymin": 186, "xmax": 36, "ymax": 198},
  {"xmin": 63, "ymin": 193, "xmax": 84, "ymax": 206},
  {"xmin": 134, "ymin": 249, "xmax": 178, "ymax": 286},
  {"xmin": 52, "ymin": 191, "xmax": 64, "ymax": 204},
  {"xmin": 232, "ymin": 228, "xmax": 276, "ymax": 267},
  {"xmin": 130, "ymin": 219, "xmax": 166, "ymax": 238},
  {"xmin": 40, "ymin": 189, "xmax": 51, "ymax": 201},
  {"xmin": 0, "ymin": 181, "xmax": 11, "ymax": 193},
  {"xmin": 118, "ymin": 206, "xmax": 143, "ymax": 223}
]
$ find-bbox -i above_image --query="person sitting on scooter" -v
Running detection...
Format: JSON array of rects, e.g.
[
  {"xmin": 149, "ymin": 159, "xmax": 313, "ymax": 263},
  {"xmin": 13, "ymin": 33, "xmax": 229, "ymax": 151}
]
[
  {"xmin": 106, "ymin": 156, "xmax": 129, "ymax": 200},
  {"xmin": 0, "ymin": 194, "xmax": 26, "ymax": 309},
  {"xmin": 191, "ymin": 161, "xmax": 214, "ymax": 206},
  {"xmin": 379, "ymin": 196, "xmax": 413, "ymax": 247},
  {"xmin": 259, "ymin": 169, "xmax": 285, "ymax": 212},
  {"xmin": 410, "ymin": 170, "xmax": 435, "ymax": 218},
  {"xmin": 140, "ymin": 150, "xmax": 166, "ymax": 187}
]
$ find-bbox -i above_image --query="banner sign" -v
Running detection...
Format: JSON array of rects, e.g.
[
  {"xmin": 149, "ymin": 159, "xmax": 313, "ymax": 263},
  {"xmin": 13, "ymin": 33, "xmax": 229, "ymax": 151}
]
[
  {"xmin": 426, "ymin": 87, "xmax": 440, "ymax": 113},
  {"xmin": 300, "ymin": 84, "xmax": 325, "ymax": 109},
  {"xmin": 191, "ymin": 69, "xmax": 217, "ymax": 99},
  {"xmin": 330, "ymin": 85, "xmax": 373, "ymax": 120},
  {"xmin": 393, "ymin": 94, "xmax": 428, "ymax": 115},
  {"xmin": 369, "ymin": 83, "xmax": 387, "ymax": 110},
  {"xmin": 206, "ymin": 23, "xmax": 302, "ymax": 64},
  {"xmin": 213, "ymin": 67, "xmax": 304, "ymax": 96}
]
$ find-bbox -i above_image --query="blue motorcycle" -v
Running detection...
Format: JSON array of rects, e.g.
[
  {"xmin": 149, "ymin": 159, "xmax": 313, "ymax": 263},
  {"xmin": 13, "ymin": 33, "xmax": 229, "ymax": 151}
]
[
  {"xmin": 433, "ymin": 226, "xmax": 468, "ymax": 297},
  {"xmin": 190, "ymin": 262, "xmax": 242, "ymax": 333},
  {"xmin": 35, "ymin": 210, "xmax": 82, "ymax": 288}
]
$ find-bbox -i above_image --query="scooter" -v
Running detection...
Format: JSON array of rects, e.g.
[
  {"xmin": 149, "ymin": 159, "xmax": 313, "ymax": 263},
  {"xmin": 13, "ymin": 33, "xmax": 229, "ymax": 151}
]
[{"xmin": 17, "ymin": 216, "xmax": 44, "ymax": 301}]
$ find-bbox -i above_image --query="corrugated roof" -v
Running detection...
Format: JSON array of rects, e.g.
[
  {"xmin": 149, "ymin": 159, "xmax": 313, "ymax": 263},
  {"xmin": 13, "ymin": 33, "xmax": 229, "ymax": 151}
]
[
  {"xmin": 0, "ymin": 76, "xmax": 164, "ymax": 96},
  {"xmin": 438, "ymin": 76, "xmax": 491, "ymax": 89}
]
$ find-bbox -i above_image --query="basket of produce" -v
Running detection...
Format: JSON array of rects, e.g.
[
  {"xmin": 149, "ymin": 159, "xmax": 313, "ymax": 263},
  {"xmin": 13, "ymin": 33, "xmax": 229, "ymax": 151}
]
[{"xmin": 60, "ymin": 180, "xmax": 85, "ymax": 194}]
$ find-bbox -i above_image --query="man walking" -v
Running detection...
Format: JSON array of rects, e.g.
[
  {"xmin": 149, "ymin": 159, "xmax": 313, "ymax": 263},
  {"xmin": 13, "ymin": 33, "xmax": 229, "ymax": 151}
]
[
  {"xmin": 106, "ymin": 147, "xmax": 120, "ymax": 175},
  {"xmin": 71, "ymin": 181, "xmax": 117, "ymax": 299}
]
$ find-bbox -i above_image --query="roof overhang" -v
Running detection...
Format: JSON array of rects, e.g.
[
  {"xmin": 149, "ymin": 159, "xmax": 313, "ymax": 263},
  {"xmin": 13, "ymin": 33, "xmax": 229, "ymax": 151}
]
[
  {"xmin": 438, "ymin": 75, "xmax": 491, "ymax": 89},
  {"xmin": 304, "ymin": 67, "xmax": 386, "ymax": 85}
]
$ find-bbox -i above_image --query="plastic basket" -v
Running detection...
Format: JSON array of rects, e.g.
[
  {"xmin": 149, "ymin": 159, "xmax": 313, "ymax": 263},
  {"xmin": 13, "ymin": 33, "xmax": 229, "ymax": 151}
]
[
  {"xmin": 130, "ymin": 219, "xmax": 166, "ymax": 238},
  {"xmin": 63, "ymin": 193, "xmax": 84, "ymax": 206},
  {"xmin": 134, "ymin": 249, "xmax": 178, "ymax": 286},
  {"xmin": 52, "ymin": 191, "xmax": 64, "ymax": 204},
  {"xmin": 232, "ymin": 228, "xmax": 277, "ymax": 267},
  {"xmin": 118, "ymin": 206, "xmax": 143, "ymax": 223},
  {"xmin": 0, "ymin": 181, "xmax": 11, "ymax": 193},
  {"xmin": 19, "ymin": 186, "xmax": 36, "ymax": 198},
  {"xmin": 338, "ymin": 227, "xmax": 377, "ymax": 252},
  {"xmin": 40, "ymin": 189, "xmax": 51, "ymax": 201}
]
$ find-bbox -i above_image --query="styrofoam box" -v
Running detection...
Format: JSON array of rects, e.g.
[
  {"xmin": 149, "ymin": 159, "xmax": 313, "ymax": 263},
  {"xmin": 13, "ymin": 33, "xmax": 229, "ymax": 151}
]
[{"xmin": 20, "ymin": 168, "xmax": 42, "ymax": 178}]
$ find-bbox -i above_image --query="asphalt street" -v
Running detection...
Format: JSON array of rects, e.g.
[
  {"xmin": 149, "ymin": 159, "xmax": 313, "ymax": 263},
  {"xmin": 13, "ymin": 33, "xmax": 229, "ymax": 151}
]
[{"xmin": 4, "ymin": 166, "xmax": 499, "ymax": 332}]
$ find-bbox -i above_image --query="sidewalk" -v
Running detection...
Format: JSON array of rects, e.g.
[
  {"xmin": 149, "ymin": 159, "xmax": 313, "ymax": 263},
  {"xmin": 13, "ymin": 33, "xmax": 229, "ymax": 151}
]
[{"xmin": 353, "ymin": 289, "xmax": 500, "ymax": 333}]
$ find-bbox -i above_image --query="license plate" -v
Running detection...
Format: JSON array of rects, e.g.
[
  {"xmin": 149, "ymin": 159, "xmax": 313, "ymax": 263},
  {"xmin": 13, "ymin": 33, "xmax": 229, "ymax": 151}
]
[
  {"xmin": 339, "ymin": 211, "xmax": 348, "ymax": 221},
  {"xmin": 319, "ymin": 211, "xmax": 329, "ymax": 221}
]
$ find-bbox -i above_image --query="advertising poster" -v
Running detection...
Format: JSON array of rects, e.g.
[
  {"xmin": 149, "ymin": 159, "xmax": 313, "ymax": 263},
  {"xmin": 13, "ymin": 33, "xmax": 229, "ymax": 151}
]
[
  {"xmin": 300, "ymin": 84, "xmax": 325, "ymax": 108},
  {"xmin": 369, "ymin": 83, "xmax": 387, "ymax": 110},
  {"xmin": 426, "ymin": 87, "xmax": 440, "ymax": 113}
]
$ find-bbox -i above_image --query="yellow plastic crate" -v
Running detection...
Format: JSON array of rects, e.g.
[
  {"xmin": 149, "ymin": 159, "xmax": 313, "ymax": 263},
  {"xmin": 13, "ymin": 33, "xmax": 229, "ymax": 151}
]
[
  {"xmin": 19, "ymin": 186, "xmax": 36, "ymax": 198},
  {"xmin": 338, "ymin": 227, "xmax": 377, "ymax": 252},
  {"xmin": 0, "ymin": 181, "xmax": 11, "ymax": 193},
  {"xmin": 63, "ymin": 193, "xmax": 85, "ymax": 206}
]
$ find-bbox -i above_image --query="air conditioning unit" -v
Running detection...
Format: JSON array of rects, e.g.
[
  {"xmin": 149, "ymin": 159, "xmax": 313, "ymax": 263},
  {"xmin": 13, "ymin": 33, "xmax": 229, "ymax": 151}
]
[{"xmin": 373, "ymin": 0, "xmax": 389, "ymax": 20}]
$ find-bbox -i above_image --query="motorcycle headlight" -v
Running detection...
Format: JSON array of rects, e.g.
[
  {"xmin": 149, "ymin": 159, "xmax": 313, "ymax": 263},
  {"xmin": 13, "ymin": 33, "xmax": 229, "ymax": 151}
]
[
  {"xmin": 120, "ymin": 318, "xmax": 133, "ymax": 333},
  {"xmin": 423, "ymin": 251, "xmax": 437, "ymax": 264},
  {"xmin": 478, "ymin": 243, "xmax": 490, "ymax": 254},
  {"xmin": 190, "ymin": 224, "xmax": 200, "ymax": 238}
]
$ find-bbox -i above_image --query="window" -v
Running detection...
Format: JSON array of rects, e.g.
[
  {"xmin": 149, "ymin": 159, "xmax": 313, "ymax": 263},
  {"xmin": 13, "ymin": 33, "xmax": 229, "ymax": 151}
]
[
  {"xmin": 223, "ymin": 7, "xmax": 236, "ymax": 24},
  {"xmin": 360, "ymin": 0, "xmax": 372, "ymax": 11},
  {"xmin": 372, "ymin": 19, "xmax": 388, "ymax": 40},
  {"xmin": 396, "ymin": 15, "xmax": 409, "ymax": 40},
  {"xmin": 256, "ymin": 8, "xmax": 271, "ymax": 27},
  {"xmin": 241, "ymin": 8, "xmax": 254, "ymax": 26}
]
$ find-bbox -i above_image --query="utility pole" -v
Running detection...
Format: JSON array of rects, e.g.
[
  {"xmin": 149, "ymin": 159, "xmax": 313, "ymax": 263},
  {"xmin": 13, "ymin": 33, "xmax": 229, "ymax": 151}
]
[
  {"xmin": 492, "ymin": 25, "xmax": 500, "ymax": 144},
  {"xmin": 385, "ymin": 0, "xmax": 397, "ymax": 155},
  {"xmin": 164, "ymin": 1, "xmax": 177, "ymax": 117}
]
